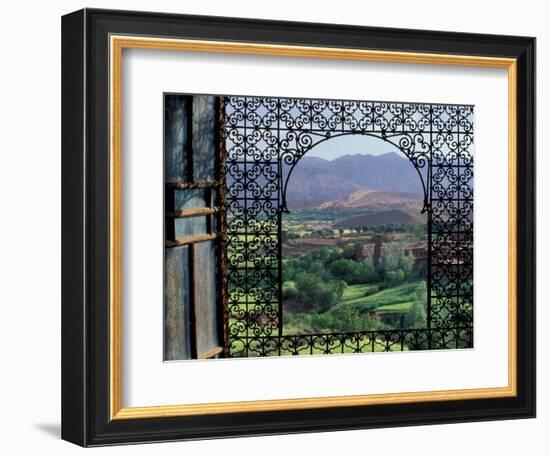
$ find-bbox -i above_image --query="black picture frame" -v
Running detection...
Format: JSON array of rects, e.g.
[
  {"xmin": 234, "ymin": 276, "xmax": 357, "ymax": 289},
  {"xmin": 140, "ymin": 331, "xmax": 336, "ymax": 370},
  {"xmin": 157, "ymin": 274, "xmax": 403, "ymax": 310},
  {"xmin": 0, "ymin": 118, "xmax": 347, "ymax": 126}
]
[{"xmin": 62, "ymin": 8, "xmax": 536, "ymax": 447}]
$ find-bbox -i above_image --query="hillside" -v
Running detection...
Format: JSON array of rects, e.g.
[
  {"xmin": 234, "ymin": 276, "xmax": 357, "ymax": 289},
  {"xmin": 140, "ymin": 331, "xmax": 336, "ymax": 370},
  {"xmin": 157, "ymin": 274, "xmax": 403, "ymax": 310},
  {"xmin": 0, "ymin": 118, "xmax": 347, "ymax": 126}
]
[
  {"xmin": 333, "ymin": 209, "xmax": 423, "ymax": 228},
  {"xmin": 284, "ymin": 170, "xmax": 364, "ymax": 208},
  {"xmin": 285, "ymin": 152, "xmax": 423, "ymax": 208},
  {"xmin": 319, "ymin": 187, "xmax": 422, "ymax": 212}
]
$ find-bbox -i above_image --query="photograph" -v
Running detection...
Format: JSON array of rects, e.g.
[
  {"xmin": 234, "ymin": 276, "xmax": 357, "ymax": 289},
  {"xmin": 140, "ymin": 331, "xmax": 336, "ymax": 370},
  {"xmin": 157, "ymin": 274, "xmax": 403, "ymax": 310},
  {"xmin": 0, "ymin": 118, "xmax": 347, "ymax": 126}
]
[{"xmin": 164, "ymin": 94, "xmax": 474, "ymax": 360}]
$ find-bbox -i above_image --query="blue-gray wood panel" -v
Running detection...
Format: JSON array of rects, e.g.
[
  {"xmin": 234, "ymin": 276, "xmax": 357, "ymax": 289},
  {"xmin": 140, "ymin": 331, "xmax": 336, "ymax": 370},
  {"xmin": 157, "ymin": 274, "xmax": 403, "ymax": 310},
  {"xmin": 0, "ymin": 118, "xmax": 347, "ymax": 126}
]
[
  {"xmin": 164, "ymin": 95, "xmax": 189, "ymax": 182},
  {"xmin": 194, "ymin": 241, "xmax": 221, "ymax": 357},
  {"xmin": 193, "ymin": 96, "xmax": 217, "ymax": 181},
  {"xmin": 192, "ymin": 96, "xmax": 221, "ymax": 357},
  {"xmin": 174, "ymin": 189, "xmax": 207, "ymax": 237},
  {"xmin": 164, "ymin": 94, "xmax": 222, "ymax": 360},
  {"xmin": 164, "ymin": 246, "xmax": 192, "ymax": 360}
]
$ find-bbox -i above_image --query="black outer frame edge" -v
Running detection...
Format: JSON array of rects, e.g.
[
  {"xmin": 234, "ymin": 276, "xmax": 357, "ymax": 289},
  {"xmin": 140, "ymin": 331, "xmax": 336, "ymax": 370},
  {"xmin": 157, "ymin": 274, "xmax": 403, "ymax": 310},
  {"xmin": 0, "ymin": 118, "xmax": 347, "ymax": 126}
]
[
  {"xmin": 60, "ymin": 8, "xmax": 536, "ymax": 447},
  {"xmin": 83, "ymin": 6, "xmax": 535, "ymax": 55},
  {"xmin": 61, "ymin": 9, "xmax": 87, "ymax": 447},
  {"xmin": 515, "ymin": 36, "xmax": 537, "ymax": 420}
]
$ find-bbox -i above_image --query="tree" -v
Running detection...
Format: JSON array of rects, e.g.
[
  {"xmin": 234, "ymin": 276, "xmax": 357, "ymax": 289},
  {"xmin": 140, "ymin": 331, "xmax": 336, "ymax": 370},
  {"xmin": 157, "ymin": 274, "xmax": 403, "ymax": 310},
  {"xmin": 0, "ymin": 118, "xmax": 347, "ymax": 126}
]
[
  {"xmin": 281, "ymin": 229, "xmax": 289, "ymax": 242},
  {"xmin": 372, "ymin": 235, "xmax": 384, "ymax": 265},
  {"xmin": 386, "ymin": 269, "xmax": 406, "ymax": 286},
  {"xmin": 403, "ymin": 298, "xmax": 427, "ymax": 329},
  {"xmin": 342, "ymin": 243, "xmax": 355, "ymax": 259},
  {"xmin": 397, "ymin": 254, "xmax": 416, "ymax": 279},
  {"xmin": 282, "ymin": 281, "xmax": 298, "ymax": 300},
  {"xmin": 414, "ymin": 224, "xmax": 426, "ymax": 237},
  {"xmin": 358, "ymin": 258, "xmax": 377, "ymax": 283},
  {"xmin": 330, "ymin": 259, "xmax": 361, "ymax": 284},
  {"xmin": 294, "ymin": 273, "xmax": 343, "ymax": 312},
  {"xmin": 318, "ymin": 305, "xmax": 386, "ymax": 333},
  {"xmin": 397, "ymin": 254, "xmax": 415, "ymax": 273},
  {"xmin": 403, "ymin": 282, "xmax": 427, "ymax": 328}
]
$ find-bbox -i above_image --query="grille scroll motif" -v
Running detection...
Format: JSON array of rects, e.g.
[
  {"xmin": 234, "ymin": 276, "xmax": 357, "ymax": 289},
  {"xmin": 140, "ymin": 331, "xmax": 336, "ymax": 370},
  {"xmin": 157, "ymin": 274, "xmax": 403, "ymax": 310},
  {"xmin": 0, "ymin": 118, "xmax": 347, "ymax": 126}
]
[{"xmin": 223, "ymin": 95, "xmax": 474, "ymax": 357}]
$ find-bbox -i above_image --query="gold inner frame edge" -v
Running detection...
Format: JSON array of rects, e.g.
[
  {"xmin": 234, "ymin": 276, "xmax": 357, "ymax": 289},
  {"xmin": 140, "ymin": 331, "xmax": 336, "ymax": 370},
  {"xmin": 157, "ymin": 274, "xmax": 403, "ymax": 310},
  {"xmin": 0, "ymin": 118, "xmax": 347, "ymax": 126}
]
[{"xmin": 109, "ymin": 35, "xmax": 518, "ymax": 420}]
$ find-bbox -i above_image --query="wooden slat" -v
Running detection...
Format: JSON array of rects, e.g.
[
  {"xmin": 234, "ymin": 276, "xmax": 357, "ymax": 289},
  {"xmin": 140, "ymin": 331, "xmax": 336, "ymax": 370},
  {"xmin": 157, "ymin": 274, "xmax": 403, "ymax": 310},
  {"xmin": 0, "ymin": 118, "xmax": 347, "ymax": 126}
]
[
  {"xmin": 197, "ymin": 346, "xmax": 224, "ymax": 360},
  {"xmin": 164, "ymin": 247, "xmax": 192, "ymax": 360},
  {"xmin": 165, "ymin": 233, "xmax": 220, "ymax": 247},
  {"xmin": 166, "ymin": 207, "xmax": 220, "ymax": 218},
  {"xmin": 193, "ymin": 238, "xmax": 220, "ymax": 358},
  {"xmin": 166, "ymin": 181, "xmax": 220, "ymax": 190},
  {"xmin": 188, "ymin": 243, "xmax": 198, "ymax": 359}
]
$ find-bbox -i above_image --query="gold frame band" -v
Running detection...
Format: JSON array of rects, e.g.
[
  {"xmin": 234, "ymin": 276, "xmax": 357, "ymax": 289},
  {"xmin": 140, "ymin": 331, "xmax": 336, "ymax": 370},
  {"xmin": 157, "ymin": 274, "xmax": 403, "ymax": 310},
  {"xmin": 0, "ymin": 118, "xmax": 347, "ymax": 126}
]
[{"xmin": 109, "ymin": 35, "xmax": 517, "ymax": 421}]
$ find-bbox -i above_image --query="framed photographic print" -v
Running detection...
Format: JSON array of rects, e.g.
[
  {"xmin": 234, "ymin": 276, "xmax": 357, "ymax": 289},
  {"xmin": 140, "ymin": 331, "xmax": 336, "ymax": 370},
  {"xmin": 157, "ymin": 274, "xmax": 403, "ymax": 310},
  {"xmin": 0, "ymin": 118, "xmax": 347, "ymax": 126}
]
[{"xmin": 61, "ymin": 8, "xmax": 536, "ymax": 446}]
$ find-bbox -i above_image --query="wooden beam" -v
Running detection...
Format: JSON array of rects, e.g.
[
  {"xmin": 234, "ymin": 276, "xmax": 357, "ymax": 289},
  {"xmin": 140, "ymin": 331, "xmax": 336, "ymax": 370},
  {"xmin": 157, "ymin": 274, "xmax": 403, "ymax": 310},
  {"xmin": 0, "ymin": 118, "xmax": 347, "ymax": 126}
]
[
  {"xmin": 166, "ymin": 181, "xmax": 220, "ymax": 190},
  {"xmin": 197, "ymin": 346, "xmax": 224, "ymax": 360},
  {"xmin": 166, "ymin": 207, "xmax": 220, "ymax": 218},
  {"xmin": 165, "ymin": 233, "xmax": 220, "ymax": 247}
]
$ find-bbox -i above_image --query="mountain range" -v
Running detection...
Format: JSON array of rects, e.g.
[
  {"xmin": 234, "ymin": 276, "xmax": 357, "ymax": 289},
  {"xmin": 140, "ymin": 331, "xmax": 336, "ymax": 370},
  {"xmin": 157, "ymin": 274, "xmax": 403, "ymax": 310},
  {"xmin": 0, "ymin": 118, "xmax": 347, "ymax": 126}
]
[{"xmin": 285, "ymin": 152, "xmax": 423, "ymax": 209}]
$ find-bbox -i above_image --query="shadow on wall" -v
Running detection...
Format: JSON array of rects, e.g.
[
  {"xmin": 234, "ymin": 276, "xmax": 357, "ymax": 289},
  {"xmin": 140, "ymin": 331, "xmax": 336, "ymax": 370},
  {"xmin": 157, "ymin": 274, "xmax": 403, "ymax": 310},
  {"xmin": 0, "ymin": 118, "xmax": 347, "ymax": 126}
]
[{"xmin": 34, "ymin": 423, "xmax": 60, "ymax": 439}]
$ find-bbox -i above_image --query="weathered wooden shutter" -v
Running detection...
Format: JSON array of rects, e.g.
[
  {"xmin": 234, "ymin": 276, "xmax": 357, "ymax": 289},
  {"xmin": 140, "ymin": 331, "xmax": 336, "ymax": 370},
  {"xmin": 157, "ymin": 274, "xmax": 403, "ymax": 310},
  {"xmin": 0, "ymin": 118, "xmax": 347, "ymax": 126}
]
[{"xmin": 164, "ymin": 95, "xmax": 226, "ymax": 360}]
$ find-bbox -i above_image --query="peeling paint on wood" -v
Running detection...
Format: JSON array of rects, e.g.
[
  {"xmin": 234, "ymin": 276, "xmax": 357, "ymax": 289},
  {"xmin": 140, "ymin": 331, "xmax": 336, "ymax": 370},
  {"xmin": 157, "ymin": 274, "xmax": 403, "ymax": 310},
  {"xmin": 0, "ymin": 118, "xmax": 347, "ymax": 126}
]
[
  {"xmin": 193, "ymin": 96, "xmax": 217, "ymax": 182},
  {"xmin": 164, "ymin": 95, "xmax": 189, "ymax": 182},
  {"xmin": 164, "ymin": 246, "xmax": 191, "ymax": 360},
  {"xmin": 194, "ymin": 241, "xmax": 221, "ymax": 357},
  {"xmin": 164, "ymin": 94, "xmax": 223, "ymax": 360}
]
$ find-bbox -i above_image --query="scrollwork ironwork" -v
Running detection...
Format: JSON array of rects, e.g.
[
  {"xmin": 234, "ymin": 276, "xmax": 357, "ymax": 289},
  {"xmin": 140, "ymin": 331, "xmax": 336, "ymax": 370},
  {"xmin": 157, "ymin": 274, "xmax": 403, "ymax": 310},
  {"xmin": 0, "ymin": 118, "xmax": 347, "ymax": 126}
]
[{"xmin": 223, "ymin": 95, "xmax": 474, "ymax": 357}]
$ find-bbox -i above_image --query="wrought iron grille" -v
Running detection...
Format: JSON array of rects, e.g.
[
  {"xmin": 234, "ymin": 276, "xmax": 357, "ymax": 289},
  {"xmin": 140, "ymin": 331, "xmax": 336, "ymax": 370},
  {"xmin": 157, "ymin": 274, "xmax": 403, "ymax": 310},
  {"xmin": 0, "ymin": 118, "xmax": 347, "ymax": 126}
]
[{"xmin": 222, "ymin": 96, "xmax": 474, "ymax": 357}]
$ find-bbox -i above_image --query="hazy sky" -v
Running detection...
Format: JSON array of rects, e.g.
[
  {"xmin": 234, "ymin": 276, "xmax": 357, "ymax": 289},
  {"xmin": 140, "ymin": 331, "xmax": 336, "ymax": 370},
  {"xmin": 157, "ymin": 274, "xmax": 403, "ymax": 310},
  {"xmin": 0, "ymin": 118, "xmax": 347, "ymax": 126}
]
[{"xmin": 306, "ymin": 134, "xmax": 398, "ymax": 161}]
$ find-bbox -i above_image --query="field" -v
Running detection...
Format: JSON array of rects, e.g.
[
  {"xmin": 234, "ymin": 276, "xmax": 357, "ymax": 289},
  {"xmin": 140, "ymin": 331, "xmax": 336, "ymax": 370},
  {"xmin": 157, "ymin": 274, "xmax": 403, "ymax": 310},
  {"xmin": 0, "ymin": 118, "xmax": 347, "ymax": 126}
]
[{"xmin": 338, "ymin": 282, "xmax": 420, "ymax": 313}]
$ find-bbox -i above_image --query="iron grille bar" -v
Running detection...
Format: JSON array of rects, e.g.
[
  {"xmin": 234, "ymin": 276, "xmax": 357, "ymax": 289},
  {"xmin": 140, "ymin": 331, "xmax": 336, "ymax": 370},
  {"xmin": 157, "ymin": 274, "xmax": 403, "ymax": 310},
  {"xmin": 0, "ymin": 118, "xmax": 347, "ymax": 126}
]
[{"xmin": 223, "ymin": 95, "xmax": 474, "ymax": 357}]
